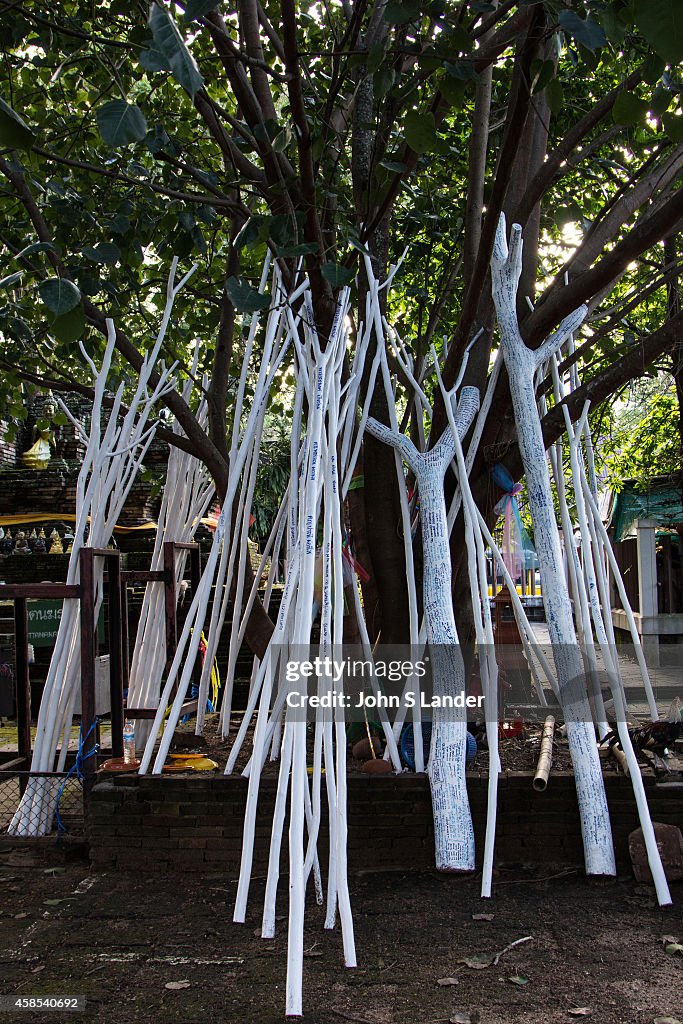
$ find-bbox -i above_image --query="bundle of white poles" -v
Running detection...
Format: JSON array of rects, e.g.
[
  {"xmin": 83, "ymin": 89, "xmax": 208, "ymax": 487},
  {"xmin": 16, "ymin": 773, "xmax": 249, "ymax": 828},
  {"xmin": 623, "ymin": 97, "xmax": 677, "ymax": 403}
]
[
  {"xmin": 126, "ymin": 360, "xmax": 214, "ymax": 746},
  {"xmin": 9, "ymin": 259, "xmax": 193, "ymax": 836}
]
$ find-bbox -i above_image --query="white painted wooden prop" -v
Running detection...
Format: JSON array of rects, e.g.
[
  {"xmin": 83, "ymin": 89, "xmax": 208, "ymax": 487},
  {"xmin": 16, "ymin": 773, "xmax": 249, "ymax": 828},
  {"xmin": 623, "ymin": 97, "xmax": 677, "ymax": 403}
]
[
  {"xmin": 491, "ymin": 215, "xmax": 616, "ymax": 877},
  {"xmin": 366, "ymin": 387, "xmax": 480, "ymax": 872}
]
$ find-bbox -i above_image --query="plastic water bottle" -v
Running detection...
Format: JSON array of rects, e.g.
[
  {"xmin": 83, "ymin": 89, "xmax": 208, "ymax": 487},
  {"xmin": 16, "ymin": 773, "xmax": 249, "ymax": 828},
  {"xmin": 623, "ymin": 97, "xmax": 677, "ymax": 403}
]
[{"xmin": 123, "ymin": 719, "xmax": 136, "ymax": 763}]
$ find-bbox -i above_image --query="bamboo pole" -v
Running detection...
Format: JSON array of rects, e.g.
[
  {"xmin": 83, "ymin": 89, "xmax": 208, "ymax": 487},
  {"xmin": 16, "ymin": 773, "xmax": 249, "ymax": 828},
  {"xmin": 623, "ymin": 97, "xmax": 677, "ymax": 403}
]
[{"xmin": 533, "ymin": 716, "xmax": 555, "ymax": 792}]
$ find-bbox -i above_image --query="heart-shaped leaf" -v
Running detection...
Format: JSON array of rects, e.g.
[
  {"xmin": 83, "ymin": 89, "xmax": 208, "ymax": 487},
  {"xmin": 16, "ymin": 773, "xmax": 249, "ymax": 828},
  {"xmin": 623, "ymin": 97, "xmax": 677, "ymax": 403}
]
[
  {"xmin": 321, "ymin": 263, "xmax": 354, "ymax": 288},
  {"xmin": 0, "ymin": 97, "xmax": 35, "ymax": 149},
  {"xmin": 225, "ymin": 276, "xmax": 271, "ymax": 313},
  {"xmin": 149, "ymin": 4, "xmax": 204, "ymax": 97},
  {"xmin": 39, "ymin": 278, "xmax": 81, "ymax": 316},
  {"xmin": 49, "ymin": 304, "xmax": 86, "ymax": 344},
  {"xmin": 183, "ymin": 0, "xmax": 218, "ymax": 22},
  {"xmin": 96, "ymin": 100, "xmax": 147, "ymax": 148},
  {"xmin": 404, "ymin": 109, "xmax": 437, "ymax": 154},
  {"xmin": 558, "ymin": 11, "xmax": 606, "ymax": 52},
  {"xmin": 635, "ymin": 0, "xmax": 683, "ymax": 66}
]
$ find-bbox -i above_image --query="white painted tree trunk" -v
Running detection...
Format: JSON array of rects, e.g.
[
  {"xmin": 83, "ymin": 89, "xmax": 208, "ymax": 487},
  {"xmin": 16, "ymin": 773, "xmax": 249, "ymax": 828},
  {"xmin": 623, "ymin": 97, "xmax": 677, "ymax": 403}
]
[
  {"xmin": 366, "ymin": 386, "xmax": 479, "ymax": 872},
  {"xmin": 491, "ymin": 215, "xmax": 616, "ymax": 877}
]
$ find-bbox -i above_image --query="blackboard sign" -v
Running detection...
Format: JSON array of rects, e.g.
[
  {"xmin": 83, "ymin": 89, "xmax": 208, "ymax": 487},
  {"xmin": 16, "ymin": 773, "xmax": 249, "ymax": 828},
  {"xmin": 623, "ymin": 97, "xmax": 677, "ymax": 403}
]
[{"xmin": 27, "ymin": 600, "xmax": 105, "ymax": 648}]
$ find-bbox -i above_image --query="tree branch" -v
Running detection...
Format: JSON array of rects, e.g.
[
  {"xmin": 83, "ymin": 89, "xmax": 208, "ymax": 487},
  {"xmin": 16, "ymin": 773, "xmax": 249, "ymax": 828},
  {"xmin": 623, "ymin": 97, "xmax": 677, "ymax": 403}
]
[{"xmin": 524, "ymin": 186, "xmax": 683, "ymax": 347}]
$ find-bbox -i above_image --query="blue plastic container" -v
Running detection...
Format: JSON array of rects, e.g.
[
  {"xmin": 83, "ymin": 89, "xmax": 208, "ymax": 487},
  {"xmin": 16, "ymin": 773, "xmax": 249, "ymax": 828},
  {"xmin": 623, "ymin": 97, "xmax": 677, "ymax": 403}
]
[{"xmin": 400, "ymin": 722, "xmax": 477, "ymax": 770}]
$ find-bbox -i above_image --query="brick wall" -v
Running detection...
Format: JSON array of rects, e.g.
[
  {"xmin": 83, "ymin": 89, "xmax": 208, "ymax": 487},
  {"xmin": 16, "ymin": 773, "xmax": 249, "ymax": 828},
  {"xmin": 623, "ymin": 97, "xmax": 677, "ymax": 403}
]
[{"xmin": 87, "ymin": 773, "xmax": 683, "ymax": 874}]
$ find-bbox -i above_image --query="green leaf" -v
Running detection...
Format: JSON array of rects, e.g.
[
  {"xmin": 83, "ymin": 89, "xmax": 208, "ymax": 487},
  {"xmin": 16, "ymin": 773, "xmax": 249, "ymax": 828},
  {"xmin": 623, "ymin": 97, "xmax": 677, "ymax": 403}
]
[
  {"xmin": 379, "ymin": 159, "xmax": 407, "ymax": 173},
  {"xmin": 374, "ymin": 68, "xmax": 395, "ymax": 97},
  {"xmin": 149, "ymin": 3, "xmax": 204, "ymax": 97},
  {"xmin": 384, "ymin": 0, "xmax": 422, "ymax": 26},
  {"xmin": 275, "ymin": 242, "xmax": 319, "ymax": 257},
  {"xmin": 183, "ymin": 0, "xmax": 218, "ymax": 22},
  {"xmin": 508, "ymin": 975, "xmax": 529, "ymax": 986},
  {"xmin": 321, "ymin": 263, "xmax": 354, "ymax": 287},
  {"xmin": 531, "ymin": 59, "xmax": 556, "ymax": 95},
  {"xmin": 367, "ymin": 42, "xmax": 385, "ymax": 74},
  {"xmin": 96, "ymin": 100, "xmax": 147, "ymax": 147},
  {"xmin": 634, "ymin": 0, "xmax": 683, "ymax": 66},
  {"xmin": 82, "ymin": 242, "xmax": 121, "ymax": 265},
  {"xmin": 404, "ymin": 109, "xmax": 437, "ymax": 154},
  {"xmin": 38, "ymin": 278, "xmax": 81, "ymax": 315},
  {"xmin": 444, "ymin": 60, "xmax": 478, "ymax": 81},
  {"xmin": 649, "ymin": 85, "xmax": 672, "ymax": 117},
  {"xmin": 234, "ymin": 216, "xmax": 264, "ymax": 250},
  {"xmin": 0, "ymin": 271, "xmax": 23, "ymax": 289},
  {"xmin": 268, "ymin": 214, "xmax": 294, "ymax": 248},
  {"xmin": 642, "ymin": 53, "xmax": 666, "ymax": 85},
  {"xmin": 139, "ymin": 45, "xmax": 171, "ymax": 73},
  {"xmin": 0, "ymin": 96, "xmax": 35, "ymax": 149},
  {"xmin": 546, "ymin": 78, "xmax": 564, "ymax": 115},
  {"xmin": 662, "ymin": 112, "xmax": 683, "ymax": 142},
  {"xmin": 439, "ymin": 75, "xmax": 466, "ymax": 108},
  {"xmin": 225, "ymin": 276, "xmax": 271, "ymax": 313},
  {"xmin": 50, "ymin": 304, "xmax": 86, "ymax": 344},
  {"xmin": 14, "ymin": 241, "xmax": 57, "ymax": 260},
  {"xmin": 613, "ymin": 91, "xmax": 649, "ymax": 126},
  {"xmin": 558, "ymin": 11, "xmax": 606, "ymax": 52}
]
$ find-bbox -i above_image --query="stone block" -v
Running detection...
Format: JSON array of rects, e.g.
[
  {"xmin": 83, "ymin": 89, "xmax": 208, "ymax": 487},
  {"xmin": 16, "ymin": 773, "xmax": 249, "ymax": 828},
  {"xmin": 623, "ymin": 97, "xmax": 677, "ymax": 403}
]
[{"xmin": 628, "ymin": 822, "xmax": 683, "ymax": 883}]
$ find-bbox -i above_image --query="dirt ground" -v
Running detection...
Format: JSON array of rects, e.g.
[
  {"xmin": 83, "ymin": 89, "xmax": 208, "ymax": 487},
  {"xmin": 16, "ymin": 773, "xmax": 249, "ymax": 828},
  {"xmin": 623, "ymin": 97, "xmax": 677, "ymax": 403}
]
[
  {"xmin": 0, "ymin": 841, "xmax": 681, "ymax": 1024},
  {"xmin": 178, "ymin": 715, "xmax": 676, "ymax": 779}
]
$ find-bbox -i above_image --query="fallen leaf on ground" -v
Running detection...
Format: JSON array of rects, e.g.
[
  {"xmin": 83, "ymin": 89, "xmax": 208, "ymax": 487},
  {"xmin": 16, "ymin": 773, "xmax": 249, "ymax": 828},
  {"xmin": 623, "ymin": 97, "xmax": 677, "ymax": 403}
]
[
  {"xmin": 458, "ymin": 953, "xmax": 495, "ymax": 970},
  {"xmin": 653, "ymin": 1017, "xmax": 681, "ymax": 1024},
  {"xmin": 660, "ymin": 935, "xmax": 678, "ymax": 945},
  {"xmin": 664, "ymin": 943, "xmax": 683, "ymax": 956},
  {"xmin": 42, "ymin": 866, "xmax": 65, "ymax": 875},
  {"xmin": 567, "ymin": 1010, "xmax": 593, "ymax": 1017},
  {"xmin": 164, "ymin": 980, "xmax": 191, "ymax": 991},
  {"xmin": 14, "ymin": 912, "xmax": 28, "ymax": 919},
  {"xmin": 436, "ymin": 977, "xmax": 459, "ymax": 987},
  {"xmin": 44, "ymin": 898, "xmax": 67, "ymax": 906},
  {"xmin": 472, "ymin": 913, "xmax": 494, "ymax": 921},
  {"xmin": 508, "ymin": 975, "xmax": 529, "ymax": 986},
  {"xmin": 450, "ymin": 1014, "xmax": 472, "ymax": 1024}
]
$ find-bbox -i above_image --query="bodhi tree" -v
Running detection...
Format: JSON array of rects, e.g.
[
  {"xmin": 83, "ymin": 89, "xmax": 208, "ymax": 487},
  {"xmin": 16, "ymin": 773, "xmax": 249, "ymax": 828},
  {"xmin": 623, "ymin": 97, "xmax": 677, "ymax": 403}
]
[{"xmin": 2, "ymin": 1, "xmax": 683, "ymax": 866}]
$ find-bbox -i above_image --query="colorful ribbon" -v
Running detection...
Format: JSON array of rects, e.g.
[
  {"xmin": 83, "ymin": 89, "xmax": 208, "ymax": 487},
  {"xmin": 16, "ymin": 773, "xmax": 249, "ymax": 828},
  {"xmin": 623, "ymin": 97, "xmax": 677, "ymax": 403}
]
[{"xmin": 492, "ymin": 464, "xmax": 537, "ymax": 582}]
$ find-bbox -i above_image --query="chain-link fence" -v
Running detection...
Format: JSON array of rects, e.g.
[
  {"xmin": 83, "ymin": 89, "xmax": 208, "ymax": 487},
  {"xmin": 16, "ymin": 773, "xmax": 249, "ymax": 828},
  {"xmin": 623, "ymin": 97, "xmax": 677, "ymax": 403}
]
[{"xmin": 0, "ymin": 771, "xmax": 85, "ymax": 838}]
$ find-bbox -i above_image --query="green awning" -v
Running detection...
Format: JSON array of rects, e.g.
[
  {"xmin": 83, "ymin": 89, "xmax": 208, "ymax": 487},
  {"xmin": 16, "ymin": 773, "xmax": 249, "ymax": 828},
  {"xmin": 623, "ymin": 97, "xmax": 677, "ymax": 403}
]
[{"xmin": 611, "ymin": 478, "xmax": 683, "ymax": 541}]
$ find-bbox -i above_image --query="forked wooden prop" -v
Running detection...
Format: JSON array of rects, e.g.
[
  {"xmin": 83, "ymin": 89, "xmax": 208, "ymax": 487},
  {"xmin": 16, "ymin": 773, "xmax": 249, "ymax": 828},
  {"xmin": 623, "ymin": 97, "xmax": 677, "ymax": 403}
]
[{"xmin": 491, "ymin": 214, "xmax": 616, "ymax": 877}]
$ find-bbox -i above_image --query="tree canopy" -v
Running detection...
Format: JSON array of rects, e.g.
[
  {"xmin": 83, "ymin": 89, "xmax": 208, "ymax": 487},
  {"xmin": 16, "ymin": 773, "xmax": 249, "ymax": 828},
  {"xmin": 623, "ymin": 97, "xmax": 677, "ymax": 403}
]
[{"xmin": 2, "ymin": 0, "xmax": 683, "ymax": 644}]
